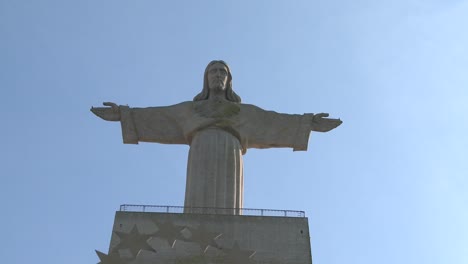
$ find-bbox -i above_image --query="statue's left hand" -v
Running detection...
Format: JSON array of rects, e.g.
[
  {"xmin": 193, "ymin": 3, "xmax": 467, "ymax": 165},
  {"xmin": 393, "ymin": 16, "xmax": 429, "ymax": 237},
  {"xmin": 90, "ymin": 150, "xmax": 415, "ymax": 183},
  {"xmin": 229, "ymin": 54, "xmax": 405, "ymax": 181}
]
[
  {"xmin": 90, "ymin": 102, "xmax": 121, "ymax": 121},
  {"xmin": 311, "ymin": 113, "xmax": 342, "ymax": 132}
]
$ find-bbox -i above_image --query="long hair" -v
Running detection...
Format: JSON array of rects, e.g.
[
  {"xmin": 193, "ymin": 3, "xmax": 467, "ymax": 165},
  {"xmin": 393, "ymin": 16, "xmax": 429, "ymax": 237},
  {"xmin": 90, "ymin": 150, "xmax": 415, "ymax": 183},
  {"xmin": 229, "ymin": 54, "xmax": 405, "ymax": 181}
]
[{"xmin": 193, "ymin": 60, "xmax": 241, "ymax": 103}]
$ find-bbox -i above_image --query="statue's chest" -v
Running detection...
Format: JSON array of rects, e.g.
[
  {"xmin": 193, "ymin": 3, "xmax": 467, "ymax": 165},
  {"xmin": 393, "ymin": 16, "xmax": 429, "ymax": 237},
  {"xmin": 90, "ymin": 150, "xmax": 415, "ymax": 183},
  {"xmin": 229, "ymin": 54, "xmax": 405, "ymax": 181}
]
[{"xmin": 194, "ymin": 100, "xmax": 240, "ymax": 120}]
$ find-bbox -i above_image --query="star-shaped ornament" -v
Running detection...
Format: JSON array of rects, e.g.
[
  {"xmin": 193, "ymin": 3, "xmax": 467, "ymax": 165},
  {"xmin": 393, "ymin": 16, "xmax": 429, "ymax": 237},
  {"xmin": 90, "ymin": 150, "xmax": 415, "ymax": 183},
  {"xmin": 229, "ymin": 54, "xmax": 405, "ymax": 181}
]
[
  {"xmin": 182, "ymin": 225, "xmax": 222, "ymax": 252},
  {"xmin": 221, "ymin": 241, "xmax": 256, "ymax": 264},
  {"xmin": 95, "ymin": 250, "xmax": 128, "ymax": 264},
  {"xmin": 152, "ymin": 220, "xmax": 185, "ymax": 248},
  {"xmin": 113, "ymin": 225, "xmax": 156, "ymax": 258}
]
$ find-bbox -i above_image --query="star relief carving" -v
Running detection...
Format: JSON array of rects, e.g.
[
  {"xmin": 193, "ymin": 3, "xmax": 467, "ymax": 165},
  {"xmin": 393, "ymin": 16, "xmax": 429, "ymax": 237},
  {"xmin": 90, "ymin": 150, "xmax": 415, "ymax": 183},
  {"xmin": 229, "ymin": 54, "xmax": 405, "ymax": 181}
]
[
  {"xmin": 113, "ymin": 225, "xmax": 156, "ymax": 258},
  {"xmin": 151, "ymin": 220, "xmax": 186, "ymax": 248},
  {"xmin": 95, "ymin": 250, "xmax": 128, "ymax": 264},
  {"xmin": 221, "ymin": 241, "xmax": 256, "ymax": 264},
  {"xmin": 182, "ymin": 225, "xmax": 223, "ymax": 252}
]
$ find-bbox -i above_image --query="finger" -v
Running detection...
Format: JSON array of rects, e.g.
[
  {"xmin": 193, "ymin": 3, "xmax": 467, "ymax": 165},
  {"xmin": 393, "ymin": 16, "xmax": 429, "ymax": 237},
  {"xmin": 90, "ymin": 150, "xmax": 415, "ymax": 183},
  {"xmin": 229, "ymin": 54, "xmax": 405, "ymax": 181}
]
[
  {"xmin": 329, "ymin": 119, "xmax": 343, "ymax": 126},
  {"xmin": 317, "ymin": 113, "xmax": 329, "ymax": 118},
  {"xmin": 327, "ymin": 118, "xmax": 342, "ymax": 124},
  {"xmin": 103, "ymin": 102, "xmax": 118, "ymax": 108}
]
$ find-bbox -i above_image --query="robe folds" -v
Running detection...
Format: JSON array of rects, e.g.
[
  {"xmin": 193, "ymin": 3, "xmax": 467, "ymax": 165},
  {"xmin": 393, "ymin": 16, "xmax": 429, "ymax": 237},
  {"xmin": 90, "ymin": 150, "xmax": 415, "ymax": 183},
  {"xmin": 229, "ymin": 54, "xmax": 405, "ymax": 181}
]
[{"xmin": 118, "ymin": 99, "xmax": 314, "ymax": 214}]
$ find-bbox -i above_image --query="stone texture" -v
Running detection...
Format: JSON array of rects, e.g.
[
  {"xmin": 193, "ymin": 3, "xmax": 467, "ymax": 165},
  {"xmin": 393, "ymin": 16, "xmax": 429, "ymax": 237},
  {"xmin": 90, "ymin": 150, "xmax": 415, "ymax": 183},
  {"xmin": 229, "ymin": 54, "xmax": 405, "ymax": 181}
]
[
  {"xmin": 100, "ymin": 211, "xmax": 312, "ymax": 264},
  {"xmin": 91, "ymin": 60, "xmax": 342, "ymax": 213}
]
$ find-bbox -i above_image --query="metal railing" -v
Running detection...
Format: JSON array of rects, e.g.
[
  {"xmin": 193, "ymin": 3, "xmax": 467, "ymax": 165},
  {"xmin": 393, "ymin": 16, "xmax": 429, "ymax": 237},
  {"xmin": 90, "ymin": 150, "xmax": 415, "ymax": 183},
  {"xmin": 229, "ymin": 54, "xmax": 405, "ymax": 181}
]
[{"xmin": 119, "ymin": 204, "xmax": 305, "ymax": 218}]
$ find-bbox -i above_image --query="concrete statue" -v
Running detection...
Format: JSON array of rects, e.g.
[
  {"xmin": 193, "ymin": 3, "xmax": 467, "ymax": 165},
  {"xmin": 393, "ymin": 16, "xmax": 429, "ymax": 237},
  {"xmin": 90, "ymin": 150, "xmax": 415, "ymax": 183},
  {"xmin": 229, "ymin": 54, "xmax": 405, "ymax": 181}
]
[{"xmin": 91, "ymin": 60, "xmax": 342, "ymax": 214}]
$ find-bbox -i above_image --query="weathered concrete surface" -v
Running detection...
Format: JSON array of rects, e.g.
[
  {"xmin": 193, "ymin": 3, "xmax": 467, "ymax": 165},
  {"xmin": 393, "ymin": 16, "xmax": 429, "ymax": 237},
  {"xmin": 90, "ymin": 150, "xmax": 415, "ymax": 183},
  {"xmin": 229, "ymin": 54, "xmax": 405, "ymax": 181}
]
[{"xmin": 98, "ymin": 211, "xmax": 313, "ymax": 264}]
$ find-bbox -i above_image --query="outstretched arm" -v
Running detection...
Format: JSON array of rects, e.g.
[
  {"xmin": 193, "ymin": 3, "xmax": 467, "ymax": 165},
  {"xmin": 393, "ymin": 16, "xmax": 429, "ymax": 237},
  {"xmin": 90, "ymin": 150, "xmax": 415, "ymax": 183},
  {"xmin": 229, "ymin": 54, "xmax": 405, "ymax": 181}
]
[
  {"xmin": 90, "ymin": 102, "xmax": 121, "ymax": 121},
  {"xmin": 90, "ymin": 101, "xmax": 192, "ymax": 145},
  {"xmin": 311, "ymin": 113, "xmax": 342, "ymax": 132},
  {"xmin": 238, "ymin": 105, "xmax": 342, "ymax": 151}
]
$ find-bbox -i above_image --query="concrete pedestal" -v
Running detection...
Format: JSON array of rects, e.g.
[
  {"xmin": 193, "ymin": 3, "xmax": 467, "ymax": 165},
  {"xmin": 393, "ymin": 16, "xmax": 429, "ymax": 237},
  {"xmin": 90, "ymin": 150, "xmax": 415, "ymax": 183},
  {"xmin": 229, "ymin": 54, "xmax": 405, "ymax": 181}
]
[{"xmin": 96, "ymin": 211, "xmax": 312, "ymax": 264}]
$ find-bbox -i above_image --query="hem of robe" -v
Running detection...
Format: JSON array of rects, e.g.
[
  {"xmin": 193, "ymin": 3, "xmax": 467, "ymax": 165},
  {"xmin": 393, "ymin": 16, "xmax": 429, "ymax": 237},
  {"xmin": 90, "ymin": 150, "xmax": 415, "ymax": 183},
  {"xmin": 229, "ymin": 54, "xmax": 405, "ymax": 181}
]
[
  {"xmin": 292, "ymin": 113, "xmax": 314, "ymax": 151},
  {"xmin": 120, "ymin": 105, "xmax": 139, "ymax": 144}
]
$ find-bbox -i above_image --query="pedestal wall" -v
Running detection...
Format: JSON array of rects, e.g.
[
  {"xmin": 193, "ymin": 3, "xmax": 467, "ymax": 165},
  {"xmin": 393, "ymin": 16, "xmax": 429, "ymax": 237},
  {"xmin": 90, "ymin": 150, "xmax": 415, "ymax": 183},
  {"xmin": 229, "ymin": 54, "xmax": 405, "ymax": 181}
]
[{"xmin": 101, "ymin": 211, "xmax": 312, "ymax": 264}]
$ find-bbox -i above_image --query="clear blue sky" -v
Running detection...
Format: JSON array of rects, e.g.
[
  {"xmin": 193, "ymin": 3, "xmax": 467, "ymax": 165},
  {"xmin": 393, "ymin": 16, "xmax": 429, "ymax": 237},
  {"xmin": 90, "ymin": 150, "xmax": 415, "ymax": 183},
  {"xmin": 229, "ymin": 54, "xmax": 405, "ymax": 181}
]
[{"xmin": 1, "ymin": 1, "xmax": 467, "ymax": 263}]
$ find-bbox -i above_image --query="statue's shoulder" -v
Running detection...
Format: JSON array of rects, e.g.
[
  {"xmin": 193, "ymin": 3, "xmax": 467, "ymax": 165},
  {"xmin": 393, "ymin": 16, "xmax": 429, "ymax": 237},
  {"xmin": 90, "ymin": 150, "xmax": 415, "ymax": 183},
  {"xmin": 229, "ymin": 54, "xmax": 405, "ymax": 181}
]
[
  {"xmin": 169, "ymin": 101, "xmax": 194, "ymax": 113},
  {"xmin": 175, "ymin": 101, "xmax": 194, "ymax": 108},
  {"xmin": 239, "ymin": 103, "xmax": 261, "ymax": 111},
  {"xmin": 238, "ymin": 103, "xmax": 271, "ymax": 114},
  {"xmin": 239, "ymin": 103, "xmax": 298, "ymax": 116}
]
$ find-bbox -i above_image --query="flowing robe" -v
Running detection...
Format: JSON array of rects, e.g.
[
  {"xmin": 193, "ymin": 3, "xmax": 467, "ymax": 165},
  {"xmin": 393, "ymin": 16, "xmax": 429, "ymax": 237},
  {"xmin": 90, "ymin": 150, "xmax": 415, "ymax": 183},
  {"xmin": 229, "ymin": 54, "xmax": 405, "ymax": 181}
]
[{"xmin": 118, "ymin": 99, "xmax": 314, "ymax": 214}]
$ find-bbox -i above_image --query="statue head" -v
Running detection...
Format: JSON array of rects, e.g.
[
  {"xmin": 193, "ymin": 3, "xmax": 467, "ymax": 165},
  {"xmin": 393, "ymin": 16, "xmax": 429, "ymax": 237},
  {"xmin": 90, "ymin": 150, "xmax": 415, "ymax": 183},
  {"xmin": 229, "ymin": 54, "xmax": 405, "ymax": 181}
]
[{"xmin": 193, "ymin": 60, "xmax": 241, "ymax": 103}]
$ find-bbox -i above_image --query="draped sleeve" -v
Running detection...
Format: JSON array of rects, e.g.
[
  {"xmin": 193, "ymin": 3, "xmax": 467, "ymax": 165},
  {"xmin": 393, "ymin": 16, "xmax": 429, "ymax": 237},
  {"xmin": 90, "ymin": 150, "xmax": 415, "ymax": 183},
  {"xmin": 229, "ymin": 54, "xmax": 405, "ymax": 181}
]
[
  {"xmin": 237, "ymin": 104, "xmax": 315, "ymax": 151},
  {"xmin": 119, "ymin": 102, "xmax": 193, "ymax": 145}
]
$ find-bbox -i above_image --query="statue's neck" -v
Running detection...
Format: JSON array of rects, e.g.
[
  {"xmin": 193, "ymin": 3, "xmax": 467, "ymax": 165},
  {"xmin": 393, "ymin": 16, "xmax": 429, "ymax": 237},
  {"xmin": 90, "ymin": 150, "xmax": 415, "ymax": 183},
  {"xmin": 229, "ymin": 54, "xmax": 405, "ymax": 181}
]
[{"xmin": 208, "ymin": 91, "xmax": 227, "ymax": 101}]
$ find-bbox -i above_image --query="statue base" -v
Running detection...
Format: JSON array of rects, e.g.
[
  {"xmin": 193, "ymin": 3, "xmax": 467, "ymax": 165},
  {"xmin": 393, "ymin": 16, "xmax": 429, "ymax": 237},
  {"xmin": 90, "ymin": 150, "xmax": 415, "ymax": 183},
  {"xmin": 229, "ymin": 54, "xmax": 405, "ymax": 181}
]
[{"xmin": 97, "ymin": 207, "xmax": 313, "ymax": 264}]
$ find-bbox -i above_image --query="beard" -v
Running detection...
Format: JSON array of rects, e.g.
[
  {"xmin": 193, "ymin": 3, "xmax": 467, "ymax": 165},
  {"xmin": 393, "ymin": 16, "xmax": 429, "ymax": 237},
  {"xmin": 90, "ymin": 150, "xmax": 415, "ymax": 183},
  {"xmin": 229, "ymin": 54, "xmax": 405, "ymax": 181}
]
[{"xmin": 210, "ymin": 81, "xmax": 226, "ymax": 92}]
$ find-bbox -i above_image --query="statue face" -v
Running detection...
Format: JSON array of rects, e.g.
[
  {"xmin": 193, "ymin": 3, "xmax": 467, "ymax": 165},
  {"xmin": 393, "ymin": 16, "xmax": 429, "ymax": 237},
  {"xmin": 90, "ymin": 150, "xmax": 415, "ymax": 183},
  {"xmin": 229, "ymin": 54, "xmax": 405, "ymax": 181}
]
[{"xmin": 207, "ymin": 63, "xmax": 229, "ymax": 92}]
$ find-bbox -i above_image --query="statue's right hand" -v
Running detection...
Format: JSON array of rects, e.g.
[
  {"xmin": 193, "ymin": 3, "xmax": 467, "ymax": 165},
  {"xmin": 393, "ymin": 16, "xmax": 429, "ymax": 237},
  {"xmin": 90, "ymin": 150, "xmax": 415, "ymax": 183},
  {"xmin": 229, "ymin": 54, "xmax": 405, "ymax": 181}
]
[
  {"xmin": 90, "ymin": 102, "xmax": 121, "ymax": 121},
  {"xmin": 311, "ymin": 113, "xmax": 342, "ymax": 132}
]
